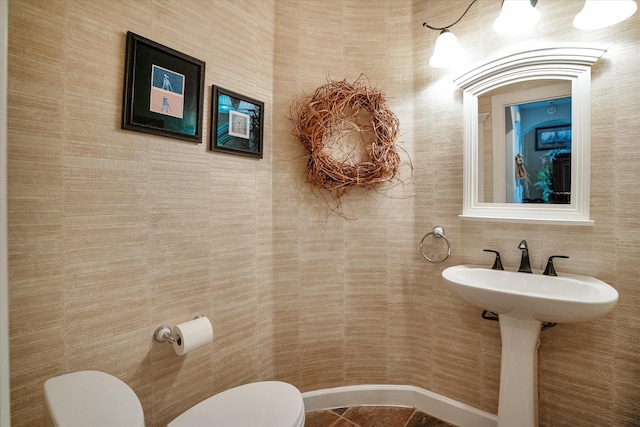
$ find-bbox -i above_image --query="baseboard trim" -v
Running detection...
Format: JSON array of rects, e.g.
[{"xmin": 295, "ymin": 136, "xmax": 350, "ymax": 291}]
[{"xmin": 302, "ymin": 384, "xmax": 497, "ymax": 427}]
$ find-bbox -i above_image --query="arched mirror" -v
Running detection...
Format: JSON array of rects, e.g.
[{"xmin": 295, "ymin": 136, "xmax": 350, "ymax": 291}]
[{"xmin": 454, "ymin": 45, "xmax": 607, "ymax": 225}]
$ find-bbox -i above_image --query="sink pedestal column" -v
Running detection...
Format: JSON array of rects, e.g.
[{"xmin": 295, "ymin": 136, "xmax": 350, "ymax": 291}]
[{"xmin": 497, "ymin": 315, "xmax": 541, "ymax": 427}]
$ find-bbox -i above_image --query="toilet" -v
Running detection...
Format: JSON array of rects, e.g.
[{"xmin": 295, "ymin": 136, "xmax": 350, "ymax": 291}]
[
  {"xmin": 168, "ymin": 380, "xmax": 305, "ymax": 427},
  {"xmin": 43, "ymin": 370, "xmax": 305, "ymax": 427},
  {"xmin": 44, "ymin": 371, "xmax": 145, "ymax": 427}
]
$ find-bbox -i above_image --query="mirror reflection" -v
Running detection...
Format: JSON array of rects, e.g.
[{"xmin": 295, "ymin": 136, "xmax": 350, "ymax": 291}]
[{"xmin": 478, "ymin": 80, "xmax": 572, "ymax": 204}]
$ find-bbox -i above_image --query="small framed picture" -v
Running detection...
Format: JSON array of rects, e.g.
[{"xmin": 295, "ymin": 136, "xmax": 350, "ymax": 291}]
[
  {"xmin": 122, "ymin": 31, "xmax": 205, "ymax": 143},
  {"xmin": 210, "ymin": 86, "xmax": 264, "ymax": 158},
  {"xmin": 535, "ymin": 124, "xmax": 571, "ymax": 151}
]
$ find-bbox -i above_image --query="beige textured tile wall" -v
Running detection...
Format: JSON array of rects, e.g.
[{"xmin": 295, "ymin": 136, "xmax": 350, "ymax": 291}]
[
  {"xmin": 8, "ymin": 0, "xmax": 274, "ymax": 426},
  {"xmin": 7, "ymin": 1, "xmax": 640, "ymax": 427},
  {"xmin": 273, "ymin": 0, "xmax": 640, "ymax": 425},
  {"xmin": 408, "ymin": 1, "xmax": 640, "ymax": 425}
]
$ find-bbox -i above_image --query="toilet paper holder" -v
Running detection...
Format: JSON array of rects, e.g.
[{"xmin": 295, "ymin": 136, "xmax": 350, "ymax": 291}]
[{"xmin": 154, "ymin": 314, "xmax": 204, "ymax": 344}]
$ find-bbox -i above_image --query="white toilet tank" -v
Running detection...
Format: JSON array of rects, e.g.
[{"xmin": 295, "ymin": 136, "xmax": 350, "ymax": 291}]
[
  {"xmin": 168, "ymin": 381, "xmax": 305, "ymax": 427},
  {"xmin": 43, "ymin": 370, "xmax": 145, "ymax": 427}
]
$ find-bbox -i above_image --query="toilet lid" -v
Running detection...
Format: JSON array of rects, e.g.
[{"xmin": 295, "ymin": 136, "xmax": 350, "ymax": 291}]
[
  {"xmin": 168, "ymin": 381, "xmax": 305, "ymax": 427},
  {"xmin": 44, "ymin": 371, "xmax": 145, "ymax": 427}
]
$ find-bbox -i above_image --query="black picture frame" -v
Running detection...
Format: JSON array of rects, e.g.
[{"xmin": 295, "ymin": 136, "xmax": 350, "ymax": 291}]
[
  {"xmin": 210, "ymin": 85, "xmax": 264, "ymax": 159},
  {"xmin": 535, "ymin": 124, "xmax": 571, "ymax": 151},
  {"xmin": 122, "ymin": 31, "xmax": 205, "ymax": 143}
]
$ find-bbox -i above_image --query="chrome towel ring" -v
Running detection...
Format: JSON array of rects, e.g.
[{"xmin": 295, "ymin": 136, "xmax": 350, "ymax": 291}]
[{"xmin": 420, "ymin": 226, "xmax": 451, "ymax": 264}]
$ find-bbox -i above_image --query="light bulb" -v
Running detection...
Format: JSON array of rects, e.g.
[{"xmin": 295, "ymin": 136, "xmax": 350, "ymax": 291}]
[
  {"xmin": 573, "ymin": 0, "xmax": 637, "ymax": 29},
  {"xmin": 429, "ymin": 29, "xmax": 464, "ymax": 69},
  {"xmin": 493, "ymin": 0, "xmax": 540, "ymax": 34}
]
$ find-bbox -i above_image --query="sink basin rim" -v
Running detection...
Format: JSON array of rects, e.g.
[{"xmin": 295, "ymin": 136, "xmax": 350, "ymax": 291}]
[
  {"xmin": 441, "ymin": 264, "xmax": 618, "ymax": 323},
  {"xmin": 443, "ymin": 265, "xmax": 618, "ymax": 302}
]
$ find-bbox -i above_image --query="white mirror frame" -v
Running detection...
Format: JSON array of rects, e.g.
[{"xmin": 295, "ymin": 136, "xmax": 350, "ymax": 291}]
[{"xmin": 454, "ymin": 45, "xmax": 607, "ymax": 225}]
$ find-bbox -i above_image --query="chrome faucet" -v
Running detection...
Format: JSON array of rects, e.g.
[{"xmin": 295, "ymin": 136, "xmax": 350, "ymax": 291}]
[{"xmin": 518, "ymin": 240, "xmax": 532, "ymax": 273}]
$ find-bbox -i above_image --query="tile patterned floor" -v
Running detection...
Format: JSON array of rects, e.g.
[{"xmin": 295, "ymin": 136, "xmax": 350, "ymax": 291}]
[{"xmin": 304, "ymin": 406, "xmax": 458, "ymax": 427}]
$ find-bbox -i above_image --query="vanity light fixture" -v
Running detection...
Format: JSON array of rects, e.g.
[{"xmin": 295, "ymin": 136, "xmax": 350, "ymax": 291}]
[
  {"xmin": 422, "ymin": 0, "xmax": 477, "ymax": 69},
  {"xmin": 493, "ymin": 0, "xmax": 540, "ymax": 34},
  {"xmin": 428, "ymin": 29, "xmax": 464, "ymax": 68},
  {"xmin": 424, "ymin": 0, "xmax": 637, "ymax": 68},
  {"xmin": 573, "ymin": 0, "xmax": 638, "ymax": 29}
]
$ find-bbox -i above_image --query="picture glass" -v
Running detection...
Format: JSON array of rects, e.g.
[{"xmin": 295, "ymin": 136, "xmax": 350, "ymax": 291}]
[
  {"xmin": 131, "ymin": 42, "xmax": 201, "ymax": 136},
  {"xmin": 122, "ymin": 32, "xmax": 205, "ymax": 143},
  {"xmin": 211, "ymin": 86, "xmax": 263, "ymax": 158}
]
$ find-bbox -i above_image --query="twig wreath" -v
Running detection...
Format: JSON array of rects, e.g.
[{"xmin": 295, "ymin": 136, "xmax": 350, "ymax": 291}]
[{"xmin": 290, "ymin": 76, "xmax": 402, "ymax": 213}]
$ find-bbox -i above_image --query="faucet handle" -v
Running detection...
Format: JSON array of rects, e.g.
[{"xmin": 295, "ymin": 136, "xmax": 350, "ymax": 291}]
[
  {"xmin": 543, "ymin": 255, "xmax": 570, "ymax": 276},
  {"xmin": 483, "ymin": 249, "xmax": 504, "ymax": 270}
]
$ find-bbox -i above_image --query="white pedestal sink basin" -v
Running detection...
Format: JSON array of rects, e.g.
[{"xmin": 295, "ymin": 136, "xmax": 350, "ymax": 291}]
[
  {"xmin": 442, "ymin": 265, "xmax": 618, "ymax": 323},
  {"xmin": 442, "ymin": 265, "xmax": 618, "ymax": 427}
]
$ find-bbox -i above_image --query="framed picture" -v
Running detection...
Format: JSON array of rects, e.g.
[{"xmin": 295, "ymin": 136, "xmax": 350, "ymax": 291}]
[
  {"xmin": 122, "ymin": 31, "xmax": 205, "ymax": 143},
  {"xmin": 535, "ymin": 124, "xmax": 571, "ymax": 151},
  {"xmin": 210, "ymin": 86, "xmax": 264, "ymax": 158}
]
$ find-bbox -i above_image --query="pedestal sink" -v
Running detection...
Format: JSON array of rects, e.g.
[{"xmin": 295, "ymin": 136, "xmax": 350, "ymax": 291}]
[{"xmin": 441, "ymin": 265, "xmax": 618, "ymax": 427}]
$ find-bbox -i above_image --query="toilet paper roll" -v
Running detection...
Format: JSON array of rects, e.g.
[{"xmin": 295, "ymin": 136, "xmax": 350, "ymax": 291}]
[{"xmin": 172, "ymin": 316, "xmax": 213, "ymax": 356}]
